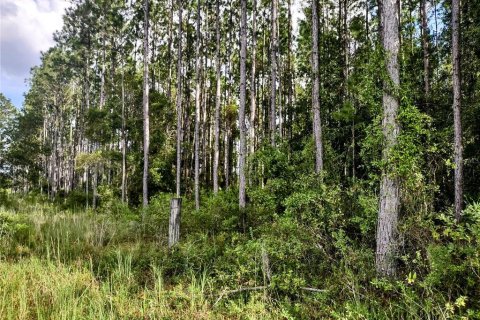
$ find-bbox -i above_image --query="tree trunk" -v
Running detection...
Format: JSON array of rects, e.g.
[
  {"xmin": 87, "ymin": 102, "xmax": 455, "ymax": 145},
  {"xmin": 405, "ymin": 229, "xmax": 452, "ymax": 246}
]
[
  {"xmin": 249, "ymin": 0, "xmax": 257, "ymax": 184},
  {"xmin": 176, "ymin": 0, "xmax": 184, "ymax": 198},
  {"xmin": 287, "ymin": 0, "xmax": 293, "ymax": 142},
  {"xmin": 452, "ymin": 0, "xmax": 463, "ymax": 222},
  {"xmin": 239, "ymin": 0, "xmax": 247, "ymax": 210},
  {"xmin": 224, "ymin": 116, "xmax": 230, "ymax": 189},
  {"xmin": 194, "ymin": 0, "xmax": 202, "ymax": 210},
  {"xmin": 312, "ymin": 0, "xmax": 324, "ymax": 173},
  {"xmin": 168, "ymin": 198, "xmax": 182, "ymax": 247},
  {"xmin": 121, "ymin": 63, "xmax": 127, "ymax": 203},
  {"xmin": 213, "ymin": 0, "xmax": 221, "ymax": 194},
  {"xmin": 376, "ymin": 0, "xmax": 400, "ymax": 277},
  {"xmin": 93, "ymin": 164, "xmax": 98, "ymax": 209},
  {"xmin": 142, "ymin": 0, "xmax": 150, "ymax": 209},
  {"xmin": 167, "ymin": 0, "xmax": 174, "ymax": 102},
  {"xmin": 270, "ymin": 0, "xmax": 278, "ymax": 146},
  {"xmin": 100, "ymin": 28, "xmax": 106, "ymax": 110},
  {"xmin": 420, "ymin": 0, "xmax": 430, "ymax": 99}
]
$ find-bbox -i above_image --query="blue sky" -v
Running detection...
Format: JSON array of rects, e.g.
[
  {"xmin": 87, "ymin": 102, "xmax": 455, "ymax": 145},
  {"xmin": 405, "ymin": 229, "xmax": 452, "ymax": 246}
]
[
  {"xmin": 0, "ymin": 0, "xmax": 68, "ymax": 109},
  {"xmin": 0, "ymin": 0, "xmax": 305, "ymax": 110}
]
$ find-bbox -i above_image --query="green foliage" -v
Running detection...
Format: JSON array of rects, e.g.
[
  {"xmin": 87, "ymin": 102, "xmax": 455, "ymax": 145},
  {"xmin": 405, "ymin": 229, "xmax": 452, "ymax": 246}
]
[
  {"xmin": 1, "ymin": 0, "xmax": 480, "ymax": 317},
  {"xmin": 425, "ymin": 203, "xmax": 480, "ymax": 298},
  {"xmin": 1, "ymin": 194, "xmax": 480, "ymax": 318}
]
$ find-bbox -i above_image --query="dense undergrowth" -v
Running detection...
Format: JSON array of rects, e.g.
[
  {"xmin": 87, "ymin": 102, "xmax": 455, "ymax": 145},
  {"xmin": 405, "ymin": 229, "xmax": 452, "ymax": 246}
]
[{"xmin": 1, "ymin": 188, "xmax": 479, "ymax": 319}]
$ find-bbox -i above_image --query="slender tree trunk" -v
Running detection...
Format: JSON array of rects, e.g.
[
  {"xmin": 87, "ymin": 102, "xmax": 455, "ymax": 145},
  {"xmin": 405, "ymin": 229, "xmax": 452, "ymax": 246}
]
[
  {"xmin": 366, "ymin": 0, "xmax": 369, "ymax": 41},
  {"xmin": 142, "ymin": 0, "xmax": 150, "ymax": 209},
  {"xmin": 100, "ymin": 29, "xmax": 106, "ymax": 110},
  {"xmin": 420, "ymin": 0, "xmax": 430, "ymax": 99},
  {"xmin": 378, "ymin": 0, "xmax": 383, "ymax": 39},
  {"xmin": 176, "ymin": 0, "xmax": 184, "ymax": 198},
  {"xmin": 249, "ymin": 0, "xmax": 257, "ymax": 180},
  {"xmin": 239, "ymin": 0, "xmax": 247, "ymax": 210},
  {"xmin": 213, "ymin": 0, "xmax": 221, "ymax": 194},
  {"xmin": 93, "ymin": 164, "xmax": 98, "ymax": 209},
  {"xmin": 224, "ymin": 116, "xmax": 230, "ymax": 189},
  {"xmin": 312, "ymin": 0, "xmax": 324, "ymax": 173},
  {"xmin": 452, "ymin": 0, "xmax": 463, "ymax": 222},
  {"xmin": 270, "ymin": 0, "xmax": 278, "ymax": 146},
  {"xmin": 169, "ymin": 198, "xmax": 181, "ymax": 247},
  {"xmin": 287, "ymin": 0, "xmax": 293, "ymax": 142},
  {"xmin": 121, "ymin": 64, "xmax": 127, "ymax": 203},
  {"xmin": 194, "ymin": 0, "xmax": 202, "ymax": 210},
  {"xmin": 376, "ymin": 0, "xmax": 400, "ymax": 277},
  {"xmin": 167, "ymin": 0, "xmax": 174, "ymax": 102}
]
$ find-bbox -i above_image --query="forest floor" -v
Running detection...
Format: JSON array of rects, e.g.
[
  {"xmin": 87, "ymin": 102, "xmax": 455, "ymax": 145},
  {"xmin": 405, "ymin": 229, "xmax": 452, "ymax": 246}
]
[
  {"xmin": 0, "ymin": 195, "xmax": 288, "ymax": 319},
  {"xmin": 1, "ymin": 192, "xmax": 479, "ymax": 319}
]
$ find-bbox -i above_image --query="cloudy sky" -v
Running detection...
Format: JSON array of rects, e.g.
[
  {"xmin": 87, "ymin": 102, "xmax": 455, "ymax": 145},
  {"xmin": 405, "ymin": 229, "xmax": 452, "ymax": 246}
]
[
  {"xmin": 0, "ymin": 0, "xmax": 306, "ymax": 109},
  {"xmin": 0, "ymin": 0, "xmax": 69, "ymax": 108}
]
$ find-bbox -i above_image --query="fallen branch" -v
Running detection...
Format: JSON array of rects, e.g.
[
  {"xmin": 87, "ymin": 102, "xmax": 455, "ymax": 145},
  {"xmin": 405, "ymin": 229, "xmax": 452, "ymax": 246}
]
[
  {"xmin": 299, "ymin": 287, "xmax": 328, "ymax": 293},
  {"xmin": 214, "ymin": 286, "xmax": 267, "ymax": 306},
  {"xmin": 213, "ymin": 285, "xmax": 328, "ymax": 306}
]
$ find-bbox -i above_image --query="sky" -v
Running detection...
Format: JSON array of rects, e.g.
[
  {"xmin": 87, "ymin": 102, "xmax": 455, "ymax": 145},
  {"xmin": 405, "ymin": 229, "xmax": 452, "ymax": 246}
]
[
  {"xmin": 0, "ymin": 0, "xmax": 69, "ymax": 109},
  {"xmin": 0, "ymin": 0, "xmax": 306, "ymax": 110}
]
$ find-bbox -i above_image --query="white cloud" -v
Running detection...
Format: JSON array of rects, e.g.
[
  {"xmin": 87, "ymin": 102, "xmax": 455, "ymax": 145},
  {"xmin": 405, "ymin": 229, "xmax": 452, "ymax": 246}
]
[{"xmin": 0, "ymin": 0, "xmax": 69, "ymax": 107}]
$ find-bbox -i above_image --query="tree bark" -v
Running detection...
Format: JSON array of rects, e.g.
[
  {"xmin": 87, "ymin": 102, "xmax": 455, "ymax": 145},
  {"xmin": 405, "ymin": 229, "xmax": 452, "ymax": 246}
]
[
  {"xmin": 452, "ymin": 0, "xmax": 463, "ymax": 222},
  {"xmin": 270, "ymin": 0, "xmax": 278, "ymax": 146},
  {"xmin": 420, "ymin": 0, "xmax": 430, "ymax": 99},
  {"xmin": 168, "ymin": 198, "xmax": 182, "ymax": 247},
  {"xmin": 249, "ymin": 0, "xmax": 257, "ymax": 159},
  {"xmin": 121, "ymin": 62, "xmax": 127, "ymax": 203},
  {"xmin": 176, "ymin": 0, "xmax": 184, "ymax": 198},
  {"xmin": 376, "ymin": 0, "xmax": 400, "ymax": 277},
  {"xmin": 167, "ymin": 0, "xmax": 174, "ymax": 102},
  {"xmin": 194, "ymin": 0, "xmax": 202, "ymax": 210},
  {"xmin": 287, "ymin": 0, "xmax": 293, "ymax": 142},
  {"xmin": 142, "ymin": 0, "xmax": 150, "ymax": 210},
  {"xmin": 312, "ymin": 0, "xmax": 324, "ymax": 173},
  {"xmin": 239, "ymin": 0, "xmax": 247, "ymax": 210},
  {"xmin": 213, "ymin": 0, "xmax": 221, "ymax": 194}
]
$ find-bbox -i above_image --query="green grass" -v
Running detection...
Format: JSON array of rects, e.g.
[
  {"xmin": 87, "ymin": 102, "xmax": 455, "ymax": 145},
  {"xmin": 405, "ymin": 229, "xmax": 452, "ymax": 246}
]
[
  {"xmin": 0, "ymin": 257, "xmax": 264, "ymax": 319},
  {"xmin": 0, "ymin": 199, "xmax": 282, "ymax": 319},
  {"xmin": 1, "ymin": 194, "xmax": 479, "ymax": 319}
]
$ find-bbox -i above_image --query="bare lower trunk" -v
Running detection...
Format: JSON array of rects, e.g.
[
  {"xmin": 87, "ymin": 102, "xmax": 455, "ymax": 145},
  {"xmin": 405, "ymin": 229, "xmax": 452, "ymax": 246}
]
[
  {"xmin": 121, "ymin": 66, "xmax": 127, "ymax": 203},
  {"xmin": 142, "ymin": 0, "xmax": 150, "ymax": 209},
  {"xmin": 93, "ymin": 165, "xmax": 98, "ymax": 209},
  {"xmin": 168, "ymin": 198, "xmax": 182, "ymax": 247},
  {"xmin": 224, "ymin": 120, "xmax": 230, "ymax": 189},
  {"xmin": 239, "ymin": 0, "xmax": 247, "ymax": 209},
  {"xmin": 452, "ymin": 0, "xmax": 463, "ymax": 222},
  {"xmin": 376, "ymin": 0, "xmax": 400, "ymax": 278},
  {"xmin": 312, "ymin": 0, "xmax": 324, "ymax": 173}
]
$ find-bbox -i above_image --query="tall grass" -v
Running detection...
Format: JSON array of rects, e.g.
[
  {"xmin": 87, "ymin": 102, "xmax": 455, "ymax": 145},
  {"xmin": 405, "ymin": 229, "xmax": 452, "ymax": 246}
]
[
  {"xmin": 1, "ymin": 193, "xmax": 477, "ymax": 319},
  {"xmin": 0, "ymin": 257, "xmax": 281, "ymax": 319},
  {"xmin": 0, "ymin": 199, "xmax": 282, "ymax": 319}
]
